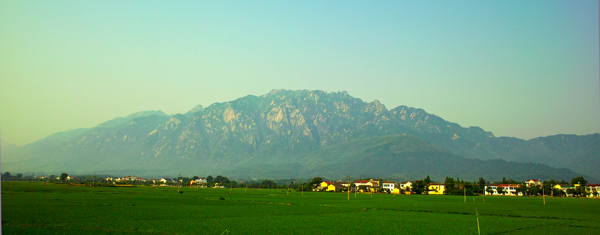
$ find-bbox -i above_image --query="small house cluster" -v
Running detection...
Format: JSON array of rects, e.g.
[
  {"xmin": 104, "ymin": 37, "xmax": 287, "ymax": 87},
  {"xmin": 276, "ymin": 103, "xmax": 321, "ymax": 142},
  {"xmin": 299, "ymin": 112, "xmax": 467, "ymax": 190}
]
[
  {"xmin": 484, "ymin": 179, "xmax": 543, "ymax": 196},
  {"xmin": 314, "ymin": 178, "xmax": 600, "ymax": 198},
  {"xmin": 485, "ymin": 179, "xmax": 600, "ymax": 197},
  {"xmin": 101, "ymin": 176, "xmax": 208, "ymax": 186},
  {"xmin": 316, "ymin": 179, "xmax": 439, "ymax": 195}
]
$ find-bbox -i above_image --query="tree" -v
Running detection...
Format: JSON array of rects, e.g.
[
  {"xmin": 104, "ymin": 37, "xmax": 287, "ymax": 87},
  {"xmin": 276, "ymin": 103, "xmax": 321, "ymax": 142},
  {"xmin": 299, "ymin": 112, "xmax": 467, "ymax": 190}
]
[
  {"xmin": 207, "ymin": 175, "xmax": 214, "ymax": 183},
  {"xmin": 477, "ymin": 177, "xmax": 486, "ymax": 194},
  {"xmin": 496, "ymin": 186, "xmax": 505, "ymax": 195},
  {"xmin": 60, "ymin": 173, "xmax": 69, "ymax": 183},
  {"xmin": 541, "ymin": 182, "xmax": 552, "ymax": 196},
  {"xmin": 412, "ymin": 180, "xmax": 425, "ymax": 194},
  {"xmin": 260, "ymin": 180, "xmax": 277, "ymax": 189},
  {"xmin": 308, "ymin": 177, "xmax": 323, "ymax": 186},
  {"xmin": 444, "ymin": 177, "xmax": 456, "ymax": 195},
  {"xmin": 16, "ymin": 173, "xmax": 23, "ymax": 179},
  {"xmin": 2, "ymin": 172, "xmax": 11, "ymax": 178},
  {"xmin": 566, "ymin": 188, "xmax": 577, "ymax": 197},
  {"xmin": 551, "ymin": 187, "xmax": 562, "ymax": 197},
  {"xmin": 180, "ymin": 177, "xmax": 191, "ymax": 186},
  {"xmin": 505, "ymin": 179, "xmax": 518, "ymax": 184},
  {"xmin": 530, "ymin": 185, "xmax": 541, "ymax": 196},
  {"xmin": 478, "ymin": 177, "xmax": 486, "ymax": 186},
  {"xmin": 516, "ymin": 183, "xmax": 528, "ymax": 196},
  {"xmin": 214, "ymin": 175, "xmax": 230, "ymax": 185},
  {"xmin": 571, "ymin": 177, "xmax": 587, "ymax": 187},
  {"xmin": 485, "ymin": 186, "xmax": 493, "ymax": 195}
]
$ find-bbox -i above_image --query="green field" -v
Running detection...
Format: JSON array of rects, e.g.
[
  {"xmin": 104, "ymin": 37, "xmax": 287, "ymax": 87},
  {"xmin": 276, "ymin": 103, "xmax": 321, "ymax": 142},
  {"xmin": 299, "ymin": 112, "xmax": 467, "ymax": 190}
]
[{"xmin": 2, "ymin": 182, "xmax": 599, "ymax": 234}]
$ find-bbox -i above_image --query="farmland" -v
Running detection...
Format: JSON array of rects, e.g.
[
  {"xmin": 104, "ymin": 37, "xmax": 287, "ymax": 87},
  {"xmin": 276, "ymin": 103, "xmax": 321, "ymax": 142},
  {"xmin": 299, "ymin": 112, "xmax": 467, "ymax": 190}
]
[{"xmin": 2, "ymin": 182, "xmax": 599, "ymax": 234}]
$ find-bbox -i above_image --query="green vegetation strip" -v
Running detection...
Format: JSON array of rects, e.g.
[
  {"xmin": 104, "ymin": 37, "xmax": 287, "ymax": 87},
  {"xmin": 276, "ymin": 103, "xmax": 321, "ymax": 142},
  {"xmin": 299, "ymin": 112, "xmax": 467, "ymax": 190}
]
[{"xmin": 2, "ymin": 182, "xmax": 599, "ymax": 234}]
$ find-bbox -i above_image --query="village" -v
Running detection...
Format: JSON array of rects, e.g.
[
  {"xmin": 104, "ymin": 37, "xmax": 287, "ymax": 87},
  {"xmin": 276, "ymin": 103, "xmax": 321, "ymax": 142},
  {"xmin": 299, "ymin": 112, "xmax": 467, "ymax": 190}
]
[
  {"xmin": 5, "ymin": 171, "xmax": 597, "ymax": 198},
  {"xmin": 314, "ymin": 178, "xmax": 600, "ymax": 198}
]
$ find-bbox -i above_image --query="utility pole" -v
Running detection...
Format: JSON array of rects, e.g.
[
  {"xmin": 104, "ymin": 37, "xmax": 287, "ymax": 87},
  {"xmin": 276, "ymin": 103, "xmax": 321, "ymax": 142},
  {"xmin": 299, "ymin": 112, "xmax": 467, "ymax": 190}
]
[
  {"xmin": 483, "ymin": 185, "xmax": 485, "ymax": 202},
  {"xmin": 347, "ymin": 176, "xmax": 350, "ymax": 201},
  {"xmin": 353, "ymin": 179, "xmax": 356, "ymax": 198},
  {"xmin": 178, "ymin": 172, "xmax": 182, "ymax": 193},
  {"xmin": 543, "ymin": 183, "xmax": 545, "ymax": 205}
]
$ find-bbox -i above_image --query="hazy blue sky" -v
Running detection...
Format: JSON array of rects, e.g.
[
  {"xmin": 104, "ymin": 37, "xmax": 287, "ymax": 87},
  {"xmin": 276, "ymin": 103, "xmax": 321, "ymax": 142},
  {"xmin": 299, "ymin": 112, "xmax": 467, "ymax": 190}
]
[{"xmin": 1, "ymin": 1, "xmax": 599, "ymax": 146}]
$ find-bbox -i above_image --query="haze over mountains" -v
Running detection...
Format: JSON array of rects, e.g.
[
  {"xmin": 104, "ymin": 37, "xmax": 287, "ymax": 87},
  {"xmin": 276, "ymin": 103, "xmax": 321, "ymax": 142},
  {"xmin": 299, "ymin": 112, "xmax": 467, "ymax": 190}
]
[{"xmin": 2, "ymin": 90, "xmax": 598, "ymax": 181}]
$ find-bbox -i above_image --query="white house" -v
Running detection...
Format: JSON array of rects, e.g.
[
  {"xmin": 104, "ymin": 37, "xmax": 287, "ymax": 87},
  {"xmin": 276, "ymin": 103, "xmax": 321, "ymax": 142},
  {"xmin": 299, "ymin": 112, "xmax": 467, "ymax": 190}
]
[
  {"xmin": 485, "ymin": 184, "xmax": 521, "ymax": 196},
  {"xmin": 586, "ymin": 184, "xmax": 600, "ymax": 198},
  {"xmin": 355, "ymin": 180, "xmax": 370, "ymax": 187},
  {"xmin": 159, "ymin": 178, "xmax": 170, "ymax": 184},
  {"xmin": 194, "ymin": 178, "xmax": 207, "ymax": 185},
  {"xmin": 525, "ymin": 179, "xmax": 541, "ymax": 187},
  {"xmin": 400, "ymin": 182, "xmax": 412, "ymax": 191},
  {"xmin": 382, "ymin": 181, "xmax": 398, "ymax": 192}
]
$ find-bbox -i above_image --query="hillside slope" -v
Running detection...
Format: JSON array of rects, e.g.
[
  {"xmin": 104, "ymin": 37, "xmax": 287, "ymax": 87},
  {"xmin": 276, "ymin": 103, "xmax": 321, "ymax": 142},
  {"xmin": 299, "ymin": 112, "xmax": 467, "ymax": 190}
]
[{"xmin": 2, "ymin": 89, "xmax": 598, "ymax": 180}]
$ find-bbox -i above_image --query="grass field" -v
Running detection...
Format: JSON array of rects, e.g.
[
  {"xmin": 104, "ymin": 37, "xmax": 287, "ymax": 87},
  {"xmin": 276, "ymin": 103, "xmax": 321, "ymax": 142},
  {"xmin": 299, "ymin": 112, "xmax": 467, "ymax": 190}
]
[{"xmin": 2, "ymin": 182, "xmax": 599, "ymax": 234}]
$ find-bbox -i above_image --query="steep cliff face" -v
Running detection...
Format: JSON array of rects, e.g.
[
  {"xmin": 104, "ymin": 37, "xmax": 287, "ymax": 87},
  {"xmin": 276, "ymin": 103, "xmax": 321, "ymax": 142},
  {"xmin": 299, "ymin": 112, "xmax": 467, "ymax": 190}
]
[{"xmin": 3, "ymin": 89, "xmax": 598, "ymax": 179}]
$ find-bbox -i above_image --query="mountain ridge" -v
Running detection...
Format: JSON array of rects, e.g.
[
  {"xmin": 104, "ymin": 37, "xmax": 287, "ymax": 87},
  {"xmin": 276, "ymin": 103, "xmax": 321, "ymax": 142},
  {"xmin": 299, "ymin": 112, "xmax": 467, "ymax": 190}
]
[{"xmin": 2, "ymin": 89, "xmax": 598, "ymax": 180}]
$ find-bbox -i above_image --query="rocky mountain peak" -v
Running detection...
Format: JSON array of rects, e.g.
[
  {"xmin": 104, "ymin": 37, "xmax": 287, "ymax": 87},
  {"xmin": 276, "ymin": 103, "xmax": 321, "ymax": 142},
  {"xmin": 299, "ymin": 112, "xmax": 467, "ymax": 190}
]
[
  {"xmin": 186, "ymin": 105, "xmax": 204, "ymax": 115},
  {"xmin": 3, "ymin": 90, "xmax": 598, "ymax": 180}
]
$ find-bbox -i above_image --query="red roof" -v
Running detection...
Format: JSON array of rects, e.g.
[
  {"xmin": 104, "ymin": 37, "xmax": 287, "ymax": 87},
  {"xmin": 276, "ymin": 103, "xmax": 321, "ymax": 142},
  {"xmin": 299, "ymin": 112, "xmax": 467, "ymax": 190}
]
[
  {"xmin": 383, "ymin": 181, "xmax": 395, "ymax": 183},
  {"xmin": 587, "ymin": 184, "xmax": 600, "ymax": 187},
  {"xmin": 355, "ymin": 180, "xmax": 369, "ymax": 183},
  {"xmin": 526, "ymin": 179, "xmax": 540, "ymax": 182},
  {"xmin": 323, "ymin": 181, "xmax": 332, "ymax": 184}
]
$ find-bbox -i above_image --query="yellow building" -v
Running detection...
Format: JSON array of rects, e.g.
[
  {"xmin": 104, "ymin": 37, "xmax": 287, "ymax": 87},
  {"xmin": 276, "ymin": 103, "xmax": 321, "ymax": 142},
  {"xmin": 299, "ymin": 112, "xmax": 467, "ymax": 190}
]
[
  {"xmin": 428, "ymin": 183, "xmax": 445, "ymax": 195},
  {"xmin": 316, "ymin": 181, "xmax": 333, "ymax": 191},
  {"xmin": 327, "ymin": 182, "xmax": 346, "ymax": 192},
  {"xmin": 525, "ymin": 179, "xmax": 541, "ymax": 187}
]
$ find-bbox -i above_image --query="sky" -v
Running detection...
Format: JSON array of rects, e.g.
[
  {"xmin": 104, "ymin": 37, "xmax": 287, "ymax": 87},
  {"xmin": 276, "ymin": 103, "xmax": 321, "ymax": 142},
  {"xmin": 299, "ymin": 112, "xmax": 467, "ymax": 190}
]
[{"xmin": 1, "ymin": 1, "xmax": 599, "ymax": 146}]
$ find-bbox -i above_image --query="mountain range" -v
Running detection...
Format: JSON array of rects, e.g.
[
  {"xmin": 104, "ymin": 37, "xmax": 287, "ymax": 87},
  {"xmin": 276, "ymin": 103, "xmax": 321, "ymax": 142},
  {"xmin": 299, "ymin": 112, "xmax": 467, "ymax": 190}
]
[{"xmin": 2, "ymin": 89, "xmax": 598, "ymax": 181}]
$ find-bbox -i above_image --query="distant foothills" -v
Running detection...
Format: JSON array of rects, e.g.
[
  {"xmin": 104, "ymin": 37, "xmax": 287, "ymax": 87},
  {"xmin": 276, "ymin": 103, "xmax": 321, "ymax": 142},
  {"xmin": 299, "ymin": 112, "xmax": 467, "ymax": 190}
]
[{"xmin": 2, "ymin": 89, "xmax": 599, "ymax": 182}]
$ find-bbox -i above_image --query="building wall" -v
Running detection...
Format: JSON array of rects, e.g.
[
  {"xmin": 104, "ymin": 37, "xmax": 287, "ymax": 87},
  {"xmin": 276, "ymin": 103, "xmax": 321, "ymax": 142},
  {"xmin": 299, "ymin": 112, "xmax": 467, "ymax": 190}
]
[{"xmin": 427, "ymin": 185, "xmax": 445, "ymax": 195}]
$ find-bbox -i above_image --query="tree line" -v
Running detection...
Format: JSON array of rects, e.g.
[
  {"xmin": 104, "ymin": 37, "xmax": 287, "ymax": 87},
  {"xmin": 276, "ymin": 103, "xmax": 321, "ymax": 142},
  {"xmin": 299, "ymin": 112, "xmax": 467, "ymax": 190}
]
[{"xmin": 3, "ymin": 171, "xmax": 596, "ymax": 197}]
